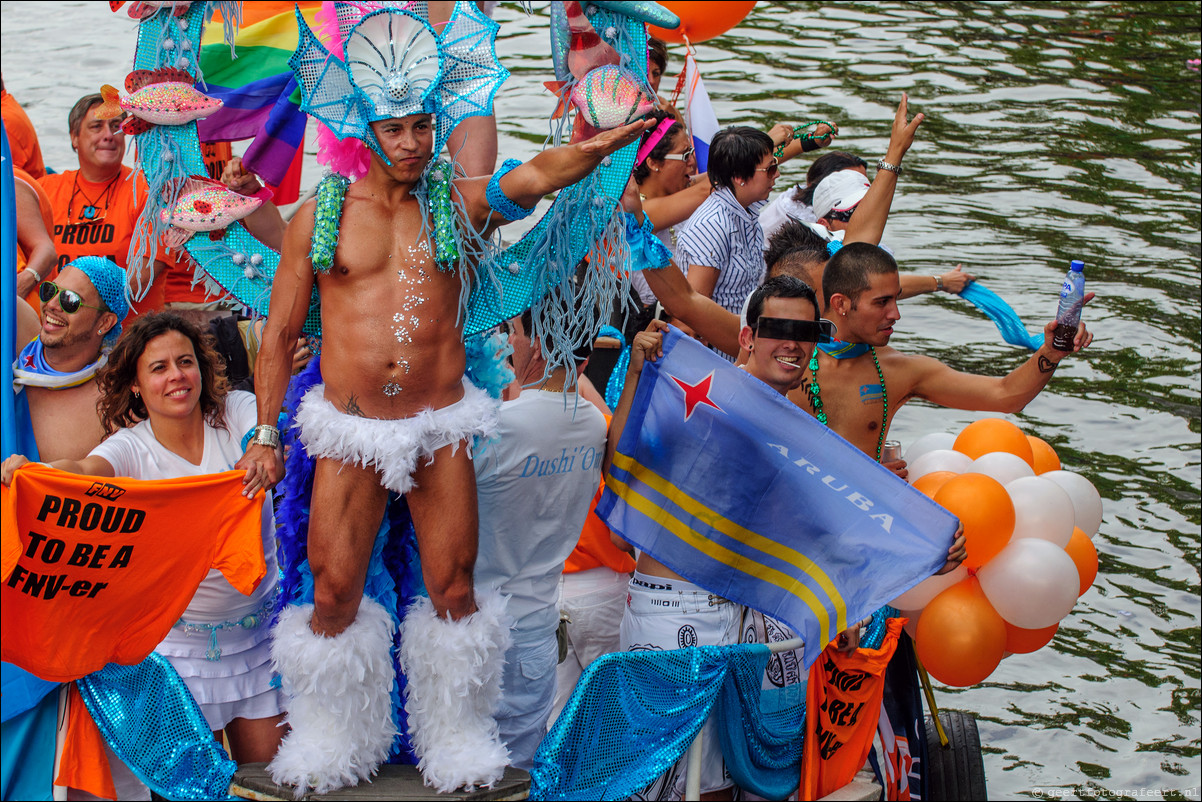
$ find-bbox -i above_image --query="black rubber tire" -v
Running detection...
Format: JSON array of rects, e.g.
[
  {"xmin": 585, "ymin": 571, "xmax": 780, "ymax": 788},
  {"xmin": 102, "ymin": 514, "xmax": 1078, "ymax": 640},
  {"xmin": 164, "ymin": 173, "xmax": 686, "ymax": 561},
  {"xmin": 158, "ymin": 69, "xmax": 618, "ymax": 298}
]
[{"xmin": 924, "ymin": 710, "xmax": 988, "ymax": 801}]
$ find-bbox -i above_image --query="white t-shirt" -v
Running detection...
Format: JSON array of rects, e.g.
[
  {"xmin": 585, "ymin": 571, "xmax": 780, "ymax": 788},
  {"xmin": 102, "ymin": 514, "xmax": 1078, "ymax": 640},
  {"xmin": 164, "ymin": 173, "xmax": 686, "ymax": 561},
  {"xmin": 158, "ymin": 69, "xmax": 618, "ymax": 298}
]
[
  {"xmin": 473, "ymin": 390, "xmax": 607, "ymax": 640},
  {"xmin": 88, "ymin": 390, "xmax": 278, "ymax": 621},
  {"xmin": 760, "ymin": 186, "xmax": 817, "ymax": 244}
]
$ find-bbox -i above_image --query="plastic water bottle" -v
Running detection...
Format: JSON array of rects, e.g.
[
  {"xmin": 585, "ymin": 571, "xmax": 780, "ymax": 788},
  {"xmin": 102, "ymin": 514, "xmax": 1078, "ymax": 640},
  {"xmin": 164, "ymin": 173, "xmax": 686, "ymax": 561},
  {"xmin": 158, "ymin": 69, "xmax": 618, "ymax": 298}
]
[{"xmin": 1052, "ymin": 260, "xmax": 1085, "ymax": 351}]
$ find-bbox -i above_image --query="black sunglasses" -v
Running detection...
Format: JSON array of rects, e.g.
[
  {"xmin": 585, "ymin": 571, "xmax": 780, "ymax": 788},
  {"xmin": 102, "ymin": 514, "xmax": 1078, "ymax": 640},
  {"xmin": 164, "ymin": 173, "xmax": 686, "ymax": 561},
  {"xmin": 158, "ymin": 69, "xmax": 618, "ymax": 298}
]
[
  {"xmin": 39, "ymin": 282, "xmax": 105, "ymax": 314},
  {"xmin": 755, "ymin": 317, "xmax": 836, "ymax": 344},
  {"xmin": 827, "ymin": 207, "xmax": 856, "ymax": 223}
]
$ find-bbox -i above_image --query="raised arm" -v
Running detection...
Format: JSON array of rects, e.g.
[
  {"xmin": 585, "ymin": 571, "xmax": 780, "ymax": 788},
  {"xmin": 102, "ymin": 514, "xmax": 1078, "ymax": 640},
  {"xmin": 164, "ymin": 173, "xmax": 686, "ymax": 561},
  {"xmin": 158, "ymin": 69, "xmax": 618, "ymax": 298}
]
[
  {"xmin": 221, "ymin": 157, "xmax": 287, "ymax": 251},
  {"xmin": 844, "ymin": 94, "xmax": 923, "ymax": 247},
  {"xmin": 898, "ymin": 265, "xmax": 976, "ymax": 300},
  {"xmin": 603, "ymin": 320, "xmax": 667, "ymax": 477},
  {"xmin": 908, "ymin": 307, "xmax": 1094, "ymax": 412},
  {"xmin": 234, "ymin": 201, "xmax": 317, "ymax": 493},
  {"xmin": 457, "ymin": 119, "xmax": 655, "ymax": 234},
  {"xmin": 642, "ymin": 177, "xmax": 710, "ymax": 230}
]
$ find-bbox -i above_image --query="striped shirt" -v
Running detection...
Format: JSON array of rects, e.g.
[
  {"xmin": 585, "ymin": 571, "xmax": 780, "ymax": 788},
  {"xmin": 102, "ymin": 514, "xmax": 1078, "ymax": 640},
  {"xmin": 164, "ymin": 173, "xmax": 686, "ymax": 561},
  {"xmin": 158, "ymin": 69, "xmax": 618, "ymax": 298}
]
[{"xmin": 675, "ymin": 187, "xmax": 768, "ymax": 316}]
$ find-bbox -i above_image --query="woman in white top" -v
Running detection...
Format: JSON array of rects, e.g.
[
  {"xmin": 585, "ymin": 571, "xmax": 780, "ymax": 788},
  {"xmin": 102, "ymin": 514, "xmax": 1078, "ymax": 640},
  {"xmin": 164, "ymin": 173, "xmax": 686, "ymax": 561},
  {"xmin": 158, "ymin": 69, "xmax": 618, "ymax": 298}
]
[{"xmin": 2, "ymin": 311, "xmax": 284, "ymax": 764}]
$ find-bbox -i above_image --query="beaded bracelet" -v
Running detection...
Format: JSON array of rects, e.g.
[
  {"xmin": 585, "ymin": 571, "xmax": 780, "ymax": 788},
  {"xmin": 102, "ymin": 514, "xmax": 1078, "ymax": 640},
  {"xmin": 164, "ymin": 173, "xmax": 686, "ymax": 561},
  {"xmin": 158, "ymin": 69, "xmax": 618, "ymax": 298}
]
[
  {"xmin": 486, "ymin": 158, "xmax": 536, "ymax": 222},
  {"xmin": 775, "ymin": 120, "xmax": 835, "ymax": 158}
]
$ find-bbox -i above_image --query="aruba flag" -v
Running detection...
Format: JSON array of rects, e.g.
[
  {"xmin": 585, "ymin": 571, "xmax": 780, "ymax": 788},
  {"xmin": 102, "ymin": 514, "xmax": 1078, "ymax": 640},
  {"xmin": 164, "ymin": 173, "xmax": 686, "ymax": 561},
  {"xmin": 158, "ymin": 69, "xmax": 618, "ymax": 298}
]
[
  {"xmin": 197, "ymin": 2, "xmax": 321, "ymax": 195},
  {"xmin": 683, "ymin": 52, "xmax": 720, "ymax": 173},
  {"xmin": 597, "ymin": 327, "xmax": 957, "ymax": 670}
]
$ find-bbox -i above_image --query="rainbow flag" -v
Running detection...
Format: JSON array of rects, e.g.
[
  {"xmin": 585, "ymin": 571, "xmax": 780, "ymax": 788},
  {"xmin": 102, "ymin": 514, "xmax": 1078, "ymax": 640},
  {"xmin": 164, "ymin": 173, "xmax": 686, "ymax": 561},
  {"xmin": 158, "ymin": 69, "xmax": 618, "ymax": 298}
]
[{"xmin": 197, "ymin": 3, "xmax": 321, "ymax": 190}]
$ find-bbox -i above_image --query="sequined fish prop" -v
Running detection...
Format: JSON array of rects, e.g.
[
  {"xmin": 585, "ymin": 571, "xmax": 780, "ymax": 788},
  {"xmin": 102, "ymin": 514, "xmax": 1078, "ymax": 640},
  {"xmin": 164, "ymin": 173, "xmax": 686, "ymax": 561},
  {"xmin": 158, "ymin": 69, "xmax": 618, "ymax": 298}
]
[
  {"xmin": 109, "ymin": 1, "xmax": 191, "ymax": 19},
  {"xmin": 159, "ymin": 176, "xmax": 270, "ymax": 249},
  {"xmin": 96, "ymin": 68, "xmax": 222, "ymax": 136},
  {"xmin": 571, "ymin": 64, "xmax": 655, "ymax": 131}
]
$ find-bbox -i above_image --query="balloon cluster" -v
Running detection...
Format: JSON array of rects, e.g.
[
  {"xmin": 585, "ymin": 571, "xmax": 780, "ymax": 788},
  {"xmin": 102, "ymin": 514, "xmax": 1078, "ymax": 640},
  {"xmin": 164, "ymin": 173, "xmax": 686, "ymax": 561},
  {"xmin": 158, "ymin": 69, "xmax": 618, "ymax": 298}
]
[{"xmin": 892, "ymin": 419, "xmax": 1102, "ymax": 687}]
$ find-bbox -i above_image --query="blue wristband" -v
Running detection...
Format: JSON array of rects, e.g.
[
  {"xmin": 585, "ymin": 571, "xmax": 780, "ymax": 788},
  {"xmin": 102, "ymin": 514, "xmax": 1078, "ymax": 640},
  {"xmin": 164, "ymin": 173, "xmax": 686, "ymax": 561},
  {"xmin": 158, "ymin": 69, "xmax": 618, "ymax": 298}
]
[{"xmin": 486, "ymin": 159, "xmax": 535, "ymax": 221}]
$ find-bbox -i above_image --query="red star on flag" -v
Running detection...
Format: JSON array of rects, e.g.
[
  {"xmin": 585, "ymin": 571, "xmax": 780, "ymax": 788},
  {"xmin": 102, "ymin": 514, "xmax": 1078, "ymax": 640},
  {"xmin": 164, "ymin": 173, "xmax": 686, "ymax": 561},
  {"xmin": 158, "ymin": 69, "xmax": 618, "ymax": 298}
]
[
  {"xmin": 22, "ymin": 354, "xmax": 35, "ymax": 368},
  {"xmin": 671, "ymin": 371, "xmax": 723, "ymax": 421}
]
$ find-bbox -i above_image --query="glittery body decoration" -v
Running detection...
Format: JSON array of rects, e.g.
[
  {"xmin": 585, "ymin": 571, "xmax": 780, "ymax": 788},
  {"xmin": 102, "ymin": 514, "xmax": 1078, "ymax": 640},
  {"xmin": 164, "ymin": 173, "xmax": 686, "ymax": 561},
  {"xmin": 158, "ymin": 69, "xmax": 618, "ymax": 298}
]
[
  {"xmin": 426, "ymin": 159, "xmax": 459, "ymax": 268},
  {"xmin": 486, "ymin": 158, "xmax": 535, "ymax": 222},
  {"xmin": 311, "ymin": 173, "xmax": 350, "ymax": 274},
  {"xmin": 382, "ymin": 382, "xmax": 403, "ymax": 396}
]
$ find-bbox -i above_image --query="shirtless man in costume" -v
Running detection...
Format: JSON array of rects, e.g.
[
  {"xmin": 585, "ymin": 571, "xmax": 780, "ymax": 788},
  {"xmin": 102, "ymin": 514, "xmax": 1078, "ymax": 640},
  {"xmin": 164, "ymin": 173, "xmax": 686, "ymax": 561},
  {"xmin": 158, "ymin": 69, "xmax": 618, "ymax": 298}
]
[
  {"xmin": 790, "ymin": 241, "xmax": 1093, "ymax": 467},
  {"xmin": 13, "ymin": 257, "xmax": 128, "ymax": 462},
  {"xmin": 235, "ymin": 5, "xmax": 654, "ymax": 794}
]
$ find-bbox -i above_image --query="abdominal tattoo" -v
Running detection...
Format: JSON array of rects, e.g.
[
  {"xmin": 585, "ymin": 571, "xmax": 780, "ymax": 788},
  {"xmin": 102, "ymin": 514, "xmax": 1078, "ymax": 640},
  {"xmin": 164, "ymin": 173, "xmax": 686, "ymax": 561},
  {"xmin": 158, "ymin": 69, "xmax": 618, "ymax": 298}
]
[{"xmin": 343, "ymin": 394, "xmax": 366, "ymax": 417}]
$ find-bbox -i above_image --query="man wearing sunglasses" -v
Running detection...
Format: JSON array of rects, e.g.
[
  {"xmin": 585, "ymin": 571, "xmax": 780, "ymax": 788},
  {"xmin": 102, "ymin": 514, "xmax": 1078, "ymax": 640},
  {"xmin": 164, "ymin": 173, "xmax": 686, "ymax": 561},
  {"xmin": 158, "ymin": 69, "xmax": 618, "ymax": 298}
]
[
  {"xmin": 603, "ymin": 275, "xmax": 828, "ymax": 800},
  {"xmin": 12, "ymin": 256, "xmax": 129, "ymax": 463}
]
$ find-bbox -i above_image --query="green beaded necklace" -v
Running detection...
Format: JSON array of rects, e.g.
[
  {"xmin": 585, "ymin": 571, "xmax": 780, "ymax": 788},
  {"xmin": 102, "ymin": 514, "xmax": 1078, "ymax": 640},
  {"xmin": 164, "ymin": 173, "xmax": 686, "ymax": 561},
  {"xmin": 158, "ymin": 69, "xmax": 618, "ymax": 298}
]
[{"xmin": 808, "ymin": 346, "xmax": 890, "ymax": 462}]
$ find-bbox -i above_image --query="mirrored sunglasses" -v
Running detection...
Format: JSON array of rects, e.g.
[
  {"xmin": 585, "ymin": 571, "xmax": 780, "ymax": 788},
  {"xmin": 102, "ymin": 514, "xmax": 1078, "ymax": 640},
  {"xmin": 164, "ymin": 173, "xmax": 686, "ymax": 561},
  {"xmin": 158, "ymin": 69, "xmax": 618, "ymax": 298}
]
[
  {"xmin": 39, "ymin": 282, "xmax": 105, "ymax": 314},
  {"xmin": 660, "ymin": 147, "xmax": 695, "ymax": 162}
]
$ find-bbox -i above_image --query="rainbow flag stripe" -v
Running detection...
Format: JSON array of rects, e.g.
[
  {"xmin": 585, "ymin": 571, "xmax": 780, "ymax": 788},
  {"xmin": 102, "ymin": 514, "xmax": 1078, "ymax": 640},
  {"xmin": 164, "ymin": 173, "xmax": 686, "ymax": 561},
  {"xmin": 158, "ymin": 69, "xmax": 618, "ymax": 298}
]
[{"xmin": 197, "ymin": 2, "xmax": 321, "ymax": 185}]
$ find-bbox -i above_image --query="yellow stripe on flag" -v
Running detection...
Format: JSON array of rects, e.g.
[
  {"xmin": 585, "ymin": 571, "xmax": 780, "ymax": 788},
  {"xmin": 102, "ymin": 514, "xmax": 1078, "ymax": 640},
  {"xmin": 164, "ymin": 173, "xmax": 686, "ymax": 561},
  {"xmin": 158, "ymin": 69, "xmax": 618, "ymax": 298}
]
[{"xmin": 606, "ymin": 461, "xmax": 845, "ymax": 641}]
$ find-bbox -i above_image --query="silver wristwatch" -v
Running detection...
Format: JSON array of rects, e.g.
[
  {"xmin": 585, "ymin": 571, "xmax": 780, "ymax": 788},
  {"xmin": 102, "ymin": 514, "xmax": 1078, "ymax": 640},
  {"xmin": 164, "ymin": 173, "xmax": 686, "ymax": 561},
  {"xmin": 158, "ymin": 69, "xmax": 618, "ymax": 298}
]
[
  {"xmin": 876, "ymin": 159, "xmax": 902, "ymax": 175},
  {"xmin": 250, "ymin": 424, "xmax": 281, "ymax": 449}
]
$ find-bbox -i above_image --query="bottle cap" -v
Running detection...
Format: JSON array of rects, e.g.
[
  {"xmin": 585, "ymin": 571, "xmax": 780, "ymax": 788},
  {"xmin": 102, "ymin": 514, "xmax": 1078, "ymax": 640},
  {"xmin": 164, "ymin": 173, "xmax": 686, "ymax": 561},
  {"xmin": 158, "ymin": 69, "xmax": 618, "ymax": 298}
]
[{"xmin": 1070, "ymin": 260, "xmax": 1085, "ymax": 272}]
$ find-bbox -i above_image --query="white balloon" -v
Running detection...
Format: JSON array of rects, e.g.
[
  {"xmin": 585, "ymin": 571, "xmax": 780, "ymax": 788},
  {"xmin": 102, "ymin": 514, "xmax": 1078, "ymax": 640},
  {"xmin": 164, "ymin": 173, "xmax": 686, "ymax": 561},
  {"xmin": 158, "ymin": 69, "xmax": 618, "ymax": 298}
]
[
  {"xmin": 1005, "ymin": 476, "xmax": 1076, "ymax": 548},
  {"xmin": 905, "ymin": 432, "xmax": 957, "ymax": 465},
  {"xmin": 968, "ymin": 452, "xmax": 1036, "ymax": 485},
  {"xmin": 1041, "ymin": 470, "xmax": 1104, "ymax": 537},
  {"xmin": 977, "ymin": 539, "xmax": 1079, "ymax": 629},
  {"xmin": 908, "ymin": 449, "xmax": 973, "ymax": 482},
  {"xmin": 891, "ymin": 564, "xmax": 969, "ymax": 610}
]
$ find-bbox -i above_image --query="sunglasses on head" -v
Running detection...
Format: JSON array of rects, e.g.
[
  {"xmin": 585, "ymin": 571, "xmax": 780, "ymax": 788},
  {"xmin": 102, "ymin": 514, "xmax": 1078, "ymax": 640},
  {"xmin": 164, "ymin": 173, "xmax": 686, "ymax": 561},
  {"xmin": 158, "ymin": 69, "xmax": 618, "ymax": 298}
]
[
  {"xmin": 39, "ymin": 282, "xmax": 105, "ymax": 314},
  {"xmin": 660, "ymin": 146, "xmax": 695, "ymax": 162},
  {"xmin": 755, "ymin": 316, "xmax": 836, "ymax": 344},
  {"xmin": 826, "ymin": 206, "xmax": 856, "ymax": 223}
]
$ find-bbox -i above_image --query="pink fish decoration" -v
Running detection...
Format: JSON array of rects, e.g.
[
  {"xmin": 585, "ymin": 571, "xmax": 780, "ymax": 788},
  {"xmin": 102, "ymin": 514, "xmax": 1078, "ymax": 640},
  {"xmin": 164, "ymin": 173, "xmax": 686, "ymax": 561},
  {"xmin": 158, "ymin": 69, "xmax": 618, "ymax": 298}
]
[
  {"xmin": 159, "ymin": 176, "xmax": 271, "ymax": 248},
  {"xmin": 109, "ymin": 1, "xmax": 192, "ymax": 20},
  {"xmin": 570, "ymin": 65, "xmax": 655, "ymax": 131},
  {"xmin": 96, "ymin": 68, "xmax": 222, "ymax": 136}
]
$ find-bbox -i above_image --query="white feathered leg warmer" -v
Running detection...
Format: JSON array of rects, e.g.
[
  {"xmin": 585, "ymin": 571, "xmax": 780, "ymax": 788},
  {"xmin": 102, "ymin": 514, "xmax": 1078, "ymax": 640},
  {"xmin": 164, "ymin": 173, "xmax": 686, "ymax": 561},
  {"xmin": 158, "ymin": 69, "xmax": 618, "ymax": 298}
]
[
  {"xmin": 268, "ymin": 598, "xmax": 398, "ymax": 795},
  {"xmin": 399, "ymin": 591, "xmax": 513, "ymax": 792}
]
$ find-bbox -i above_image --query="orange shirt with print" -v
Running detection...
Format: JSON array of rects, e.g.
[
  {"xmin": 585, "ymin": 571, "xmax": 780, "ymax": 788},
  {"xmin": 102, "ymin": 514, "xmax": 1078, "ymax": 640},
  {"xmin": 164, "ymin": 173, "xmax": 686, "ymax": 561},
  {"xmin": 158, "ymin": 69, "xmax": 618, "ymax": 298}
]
[
  {"xmin": 38, "ymin": 165, "xmax": 169, "ymax": 315},
  {"xmin": 1, "ymin": 464, "xmax": 265, "ymax": 682}
]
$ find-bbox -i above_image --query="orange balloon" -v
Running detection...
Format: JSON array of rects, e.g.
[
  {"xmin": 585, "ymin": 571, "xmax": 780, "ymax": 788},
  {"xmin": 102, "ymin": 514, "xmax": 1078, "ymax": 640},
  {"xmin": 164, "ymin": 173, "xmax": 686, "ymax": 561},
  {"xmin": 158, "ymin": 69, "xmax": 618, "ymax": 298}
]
[
  {"xmin": 933, "ymin": 474, "xmax": 1015, "ymax": 569},
  {"xmin": 954, "ymin": 418, "xmax": 1035, "ymax": 468},
  {"xmin": 647, "ymin": 1, "xmax": 757, "ymax": 45},
  {"xmin": 915, "ymin": 578, "xmax": 1006, "ymax": 687},
  {"xmin": 1004, "ymin": 620, "xmax": 1059, "ymax": 654},
  {"xmin": 912, "ymin": 470, "xmax": 958, "ymax": 498},
  {"xmin": 1064, "ymin": 526, "xmax": 1098, "ymax": 596},
  {"xmin": 1027, "ymin": 435, "xmax": 1061, "ymax": 474}
]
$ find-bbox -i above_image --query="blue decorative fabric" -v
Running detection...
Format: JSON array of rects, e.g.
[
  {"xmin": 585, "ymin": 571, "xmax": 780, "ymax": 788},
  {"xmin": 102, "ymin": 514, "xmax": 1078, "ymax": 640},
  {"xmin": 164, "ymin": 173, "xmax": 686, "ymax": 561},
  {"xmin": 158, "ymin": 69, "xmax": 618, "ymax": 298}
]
[
  {"xmin": 531, "ymin": 645, "xmax": 740, "ymax": 800},
  {"xmin": 531, "ymin": 642, "xmax": 806, "ymax": 801},
  {"xmin": 67, "ymin": 256, "xmax": 129, "ymax": 343},
  {"xmin": 826, "ymin": 238, "xmax": 843, "ymax": 257},
  {"xmin": 817, "ymin": 339, "xmax": 871, "ymax": 359},
  {"xmin": 486, "ymin": 158, "xmax": 535, "ymax": 221},
  {"xmin": 715, "ymin": 646, "xmax": 805, "ymax": 801},
  {"xmin": 77, "ymin": 654, "xmax": 236, "ymax": 801},
  {"xmin": 0, "ymin": 683, "xmax": 57, "ymax": 800},
  {"xmin": 959, "ymin": 281, "xmax": 1046, "ymax": 351},
  {"xmin": 464, "ymin": 329, "xmax": 515, "ymax": 401},
  {"xmin": 861, "ymin": 605, "xmax": 900, "ymax": 650},
  {"xmin": 274, "ymin": 356, "xmax": 424, "ymax": 764},
  {"xmin": 624, "ymin": 212, "xmax": 672, "ymax": 271}
]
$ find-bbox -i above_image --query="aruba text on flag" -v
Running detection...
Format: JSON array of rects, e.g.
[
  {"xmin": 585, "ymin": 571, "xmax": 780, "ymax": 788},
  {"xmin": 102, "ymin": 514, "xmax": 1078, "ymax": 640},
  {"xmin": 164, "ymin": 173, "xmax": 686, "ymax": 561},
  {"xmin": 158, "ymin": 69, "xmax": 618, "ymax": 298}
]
[
  {"xmin": 597, "ymin": 327, "xmax": 957, "ymax": 670},
  {"xmin": 683, "ymin": 52, "xmax": 719, "ymax": 173}
]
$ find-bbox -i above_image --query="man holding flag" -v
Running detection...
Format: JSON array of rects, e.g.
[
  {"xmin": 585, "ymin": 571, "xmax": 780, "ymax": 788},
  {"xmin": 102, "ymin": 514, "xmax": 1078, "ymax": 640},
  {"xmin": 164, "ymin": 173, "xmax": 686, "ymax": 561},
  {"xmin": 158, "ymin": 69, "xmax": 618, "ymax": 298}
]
[{"xmin": 600, "ymin": 276, "xmax": 965, "ymax": 799}]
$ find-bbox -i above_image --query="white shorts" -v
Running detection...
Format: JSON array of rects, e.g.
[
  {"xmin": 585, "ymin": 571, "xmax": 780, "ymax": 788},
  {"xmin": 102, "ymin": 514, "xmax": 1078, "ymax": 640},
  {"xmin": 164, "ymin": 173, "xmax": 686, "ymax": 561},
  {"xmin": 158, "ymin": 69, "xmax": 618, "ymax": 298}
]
[
  {"xmin": 295, "ymin": 378, "xmax": 499, "ymax": 495},
  {"xmin": 552, "ymin": 567, "xmax": 630, "ymax": 723},
  {"xmin": 620, "ymin": 572, "xmax": 742, "ymax": 799}
]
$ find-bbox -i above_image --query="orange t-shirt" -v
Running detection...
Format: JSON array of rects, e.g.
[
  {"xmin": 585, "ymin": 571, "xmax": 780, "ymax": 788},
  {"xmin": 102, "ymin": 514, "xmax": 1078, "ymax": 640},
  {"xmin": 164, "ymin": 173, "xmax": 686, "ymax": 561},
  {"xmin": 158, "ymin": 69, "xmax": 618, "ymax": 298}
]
[
  {"xmin": 13, "ymin": 166, "xmax": 57, "ymax": 308},
  {"xmin": 38, "ymin": 165, "xmax": 167, "ymax": 315},
  {"xmin": 564, "ymin": 415, "xmax": 636, "ymax": 575},
  {"xmin": 1, "ymin": 464, "xmax": 265, "ymax": 682},
  {"xmin": 1, "ymin": 88, "xmax": 46, "ymax": 179}
]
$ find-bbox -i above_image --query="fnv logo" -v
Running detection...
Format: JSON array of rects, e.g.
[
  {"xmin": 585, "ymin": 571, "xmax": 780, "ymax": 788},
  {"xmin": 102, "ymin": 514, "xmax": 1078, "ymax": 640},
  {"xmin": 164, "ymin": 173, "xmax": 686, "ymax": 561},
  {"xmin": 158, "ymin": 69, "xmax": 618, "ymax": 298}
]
[{"xmin": 85, "ymin": 482, "xmax": 126, "ymax": 501}]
